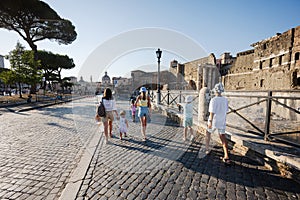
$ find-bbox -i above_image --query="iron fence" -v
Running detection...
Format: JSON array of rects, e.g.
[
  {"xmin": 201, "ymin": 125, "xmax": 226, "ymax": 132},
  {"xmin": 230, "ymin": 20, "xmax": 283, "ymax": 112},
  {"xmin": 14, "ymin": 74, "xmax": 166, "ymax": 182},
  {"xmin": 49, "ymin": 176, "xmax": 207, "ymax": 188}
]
[
  {"xmin": 225, "ymin": 90, "xmax": 300, "ymax": 147},
  {"xmin": 150, "ymin": 90, "xmax": 199, "ymax": 115},
  {"xmin": 150, "ymin": 89, "xmax": 300, "ymax": 148}
]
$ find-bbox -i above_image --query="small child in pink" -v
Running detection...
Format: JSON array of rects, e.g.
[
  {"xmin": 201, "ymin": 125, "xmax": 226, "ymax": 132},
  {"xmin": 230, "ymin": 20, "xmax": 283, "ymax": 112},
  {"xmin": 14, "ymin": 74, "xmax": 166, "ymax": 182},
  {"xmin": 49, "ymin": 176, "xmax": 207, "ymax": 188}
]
[{"xmin": 130, "ymin": 99, "xmax": 136, "ymax": 122}]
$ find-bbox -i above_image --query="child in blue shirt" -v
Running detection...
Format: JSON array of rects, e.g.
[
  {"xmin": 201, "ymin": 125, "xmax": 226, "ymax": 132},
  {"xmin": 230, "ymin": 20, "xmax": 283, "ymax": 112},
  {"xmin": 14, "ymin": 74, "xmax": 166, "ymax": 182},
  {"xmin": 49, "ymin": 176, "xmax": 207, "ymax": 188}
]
[{"xmin": 178, "ymin": 95, "xmax": 195, "ymax": 141}]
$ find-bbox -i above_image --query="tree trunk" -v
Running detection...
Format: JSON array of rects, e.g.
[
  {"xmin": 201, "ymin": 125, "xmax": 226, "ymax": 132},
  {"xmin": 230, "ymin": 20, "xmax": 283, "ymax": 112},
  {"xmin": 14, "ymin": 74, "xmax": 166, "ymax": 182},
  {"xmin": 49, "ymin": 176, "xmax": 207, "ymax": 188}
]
[
  {"xmin": 28, "ymin": 42, "xmax": 38, "ymax": 94},
  {"xmin": 18, "ymin": 82, "xmax": 22, "ymax": 98},
  {"xmin": 58, "ymin": 70, "xmax": 64, "ymax": 94}
]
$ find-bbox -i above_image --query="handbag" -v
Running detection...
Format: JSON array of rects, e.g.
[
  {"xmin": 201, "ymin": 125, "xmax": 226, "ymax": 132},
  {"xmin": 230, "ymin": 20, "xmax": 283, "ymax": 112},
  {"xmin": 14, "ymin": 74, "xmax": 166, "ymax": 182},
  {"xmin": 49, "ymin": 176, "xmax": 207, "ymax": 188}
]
[{"xmin": 97, "ymin": 99, "xmax": 106, "ymax": 117}]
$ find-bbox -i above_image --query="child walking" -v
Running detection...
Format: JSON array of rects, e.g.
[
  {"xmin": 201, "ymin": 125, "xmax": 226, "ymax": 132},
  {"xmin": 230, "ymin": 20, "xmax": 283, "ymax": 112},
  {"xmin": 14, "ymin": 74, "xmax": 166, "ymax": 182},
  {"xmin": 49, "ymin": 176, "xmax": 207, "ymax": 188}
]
[
  {"xmin": 206, "ymin": 83, "xmax": 230, "ymax": 164},
  {"xmin": 130, "ymin": 99, "xmax": 137, "ymax": 122},
  {"xmin": 119, "ymin": 110, "xmax": 129, "ymax": 140},
  {"xmin": 178, "ymin": 95, "xmax": 196, "ymax": 141}
]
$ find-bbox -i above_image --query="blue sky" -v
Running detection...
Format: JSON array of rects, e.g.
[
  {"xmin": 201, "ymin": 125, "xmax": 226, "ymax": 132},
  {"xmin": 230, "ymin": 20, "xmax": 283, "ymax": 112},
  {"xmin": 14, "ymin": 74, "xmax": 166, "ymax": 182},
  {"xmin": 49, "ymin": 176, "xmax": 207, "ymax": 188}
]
[{"xmin": 1, "ymin": 0, "xmax": 300, "ymax": 81}]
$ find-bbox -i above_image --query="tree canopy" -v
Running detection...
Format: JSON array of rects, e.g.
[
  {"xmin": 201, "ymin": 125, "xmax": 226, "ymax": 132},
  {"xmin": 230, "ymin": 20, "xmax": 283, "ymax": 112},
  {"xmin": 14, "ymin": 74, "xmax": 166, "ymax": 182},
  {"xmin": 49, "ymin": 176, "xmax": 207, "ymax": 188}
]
[
  {"xmin": 38, "ymin": 50, "xmax": 75, "ymax": 81},
  {"xmin": 0, "ymin": 0, "xmax": 77, "ymax": 52},
  {"xmin": 0, "ymin": 42, "xmax": 42, "ymax": 97},
  {"xmin": 37, "ymin": 50, "xmax": 75, "ymax": 93}
]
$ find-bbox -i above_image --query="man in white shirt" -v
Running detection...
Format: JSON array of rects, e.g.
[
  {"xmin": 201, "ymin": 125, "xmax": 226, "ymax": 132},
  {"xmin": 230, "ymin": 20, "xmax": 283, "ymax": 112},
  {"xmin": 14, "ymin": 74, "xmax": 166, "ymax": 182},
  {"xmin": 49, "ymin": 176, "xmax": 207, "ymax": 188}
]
[{"xmin": 206, "ymin": 83, "xmax": 230, "ymax": 164}]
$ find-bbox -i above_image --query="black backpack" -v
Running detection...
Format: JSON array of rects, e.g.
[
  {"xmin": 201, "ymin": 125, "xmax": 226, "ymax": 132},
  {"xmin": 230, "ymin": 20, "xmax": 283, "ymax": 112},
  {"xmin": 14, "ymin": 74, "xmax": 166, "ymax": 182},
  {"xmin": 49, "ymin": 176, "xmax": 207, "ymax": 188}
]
[{"xmin": 97, "ymin": 99, "xmax": 106, "ymax": 117}]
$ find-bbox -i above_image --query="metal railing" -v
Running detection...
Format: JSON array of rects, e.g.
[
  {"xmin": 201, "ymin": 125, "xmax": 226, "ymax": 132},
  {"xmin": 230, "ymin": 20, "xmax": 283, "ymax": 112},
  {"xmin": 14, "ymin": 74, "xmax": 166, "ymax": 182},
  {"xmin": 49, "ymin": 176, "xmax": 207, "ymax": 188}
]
[
  {"xmin": 151, "ymin": 89, "xmax": 300, "ymax": 148},
  {"xmin": 150, "ymin": 90, "xmax": 199, "ymax": 114},
  {"xmin": 225, "ymin": 90, "xmax": 300, "ymax": 147}
]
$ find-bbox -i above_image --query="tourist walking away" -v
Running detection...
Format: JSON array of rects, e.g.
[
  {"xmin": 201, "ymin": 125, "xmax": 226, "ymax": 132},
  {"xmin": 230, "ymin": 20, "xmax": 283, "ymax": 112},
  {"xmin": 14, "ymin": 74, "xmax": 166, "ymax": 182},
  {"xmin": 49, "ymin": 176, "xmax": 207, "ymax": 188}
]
[
  {"xmin": 119, "ymin": 110, "xmax": 129, "ymax": 140},
  {"xmin": 135, "ymin": 87, "xmax": 151, "ymax": 141},
  {"xmin": 177, "ymin": 95, "xmax": 196, "ymax": 141},
  {"xmin": 130, "ymin": 99, "xmax": 137, "ymax": 122},
  {"xmin": 206, "ymin": 83, "xmax": 230, "ymax": 164},
  {"xmin": 100, "ymin": 88, "xmax": 119, "ymax": 144}
]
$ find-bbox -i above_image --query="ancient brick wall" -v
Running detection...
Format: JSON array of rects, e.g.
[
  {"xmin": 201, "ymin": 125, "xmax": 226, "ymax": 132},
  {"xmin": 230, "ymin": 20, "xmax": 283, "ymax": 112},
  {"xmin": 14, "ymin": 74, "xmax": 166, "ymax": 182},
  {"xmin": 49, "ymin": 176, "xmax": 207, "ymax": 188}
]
[
  {"xmin": 183, "ymin": 53, "xmax": 216, "ymax": 90},
  {"xmin": 131, "ymin": 70, "xmax": 156, "ymax": 90},
  {"xmin": 252, "ymin": 29, "xmax": 293, "ymax": 71},
  {"xmin": 225, "ymin": 25, "xmax": 300, "ymax": 90},
  {"xmin": 225, "ymin": 66, "xmax": 293, "ymax": 90},
  {"xmin": 229, "ymin": 50, "xmax": 254, "ymax": 74},
  {"xmin": 130, "ymin": 69, "xmax": 177, "ymax": 91},
  {"xmin": 293, "ymin": 26, "xmax": 300, "ymax": 60},
  {"xmin": 291, "ymin": 26, "xmax": 300, "ymax": 89}
]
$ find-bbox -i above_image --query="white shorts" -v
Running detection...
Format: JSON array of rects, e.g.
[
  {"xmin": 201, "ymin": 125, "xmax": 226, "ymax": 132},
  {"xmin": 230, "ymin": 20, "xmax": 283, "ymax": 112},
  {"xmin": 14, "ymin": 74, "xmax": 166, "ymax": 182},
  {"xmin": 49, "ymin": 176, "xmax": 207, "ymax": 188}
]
[{"xmin": 207, "ymin": 127, "xmax": 226, "ymax": 135}]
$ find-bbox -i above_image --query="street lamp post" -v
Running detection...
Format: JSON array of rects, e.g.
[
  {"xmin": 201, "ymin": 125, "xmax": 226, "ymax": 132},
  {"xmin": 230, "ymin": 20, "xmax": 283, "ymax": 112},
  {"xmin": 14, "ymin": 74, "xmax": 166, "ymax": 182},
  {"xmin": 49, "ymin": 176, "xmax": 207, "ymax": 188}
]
[{"xmin": 156, "ymin": 48, "xmax": 162, "ymax": 105}]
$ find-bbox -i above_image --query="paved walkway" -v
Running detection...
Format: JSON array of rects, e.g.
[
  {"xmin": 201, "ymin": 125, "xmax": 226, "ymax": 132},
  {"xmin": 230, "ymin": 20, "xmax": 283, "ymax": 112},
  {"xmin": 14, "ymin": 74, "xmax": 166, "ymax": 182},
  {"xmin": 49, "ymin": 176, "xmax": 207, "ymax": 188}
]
[
  {"xmin": 0, "ymin": 96, "xmax": 300, "ymax": 200},
  {"xmin": 68, "ymin": 98, "xmax": 300, "ymax": 200}
]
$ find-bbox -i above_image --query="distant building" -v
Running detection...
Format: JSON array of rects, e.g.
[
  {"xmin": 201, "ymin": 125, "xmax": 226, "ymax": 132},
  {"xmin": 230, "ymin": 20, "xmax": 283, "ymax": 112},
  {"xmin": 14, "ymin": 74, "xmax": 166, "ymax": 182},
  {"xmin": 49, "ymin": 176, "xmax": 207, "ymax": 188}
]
[
  {"xmin": 94, "ymin": 72, "xmax": 114, "ymax": 94},
  {"xmin": 69, "ymin": 76, "xmax": 77, "ymax": 84},
  {"xmin": 102, "ymin": 71, "xmax": 111, "ymax": 85},
  {"xmin": 75, "ymin": 76, "xmax": 97, "ymax": 95},
  {"xmin": 170, "ymin": 53, "xmax": 220, "ymax": 90},
  {"xmin": 216, "ymin": 52, "xmax": 235, "ymax": 76},
  {"xmin": 130, "ymin": 70, "xmax": 158, "ymax": 91},
  {"xmin": 113, "ymin": 76, "xmax": 131, "ymax": 88}
]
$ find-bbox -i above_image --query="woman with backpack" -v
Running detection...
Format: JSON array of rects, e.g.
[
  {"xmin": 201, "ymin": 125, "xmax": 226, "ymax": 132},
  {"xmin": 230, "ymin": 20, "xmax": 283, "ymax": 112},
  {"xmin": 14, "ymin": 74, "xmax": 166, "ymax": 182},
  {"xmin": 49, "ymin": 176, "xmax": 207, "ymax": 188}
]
[{"xmin": 99, "ymin": 88, "xmax": 119, "ymax": 144}]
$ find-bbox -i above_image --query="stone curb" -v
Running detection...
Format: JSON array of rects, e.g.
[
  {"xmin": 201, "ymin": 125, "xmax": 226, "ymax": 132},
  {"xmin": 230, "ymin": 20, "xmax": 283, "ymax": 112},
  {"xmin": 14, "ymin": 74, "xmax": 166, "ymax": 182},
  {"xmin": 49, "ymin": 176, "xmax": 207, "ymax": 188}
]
[
  {"xmin": 1, "ymin": 97, "xmax": 83, "ymax": 113},
  {"xmin": 59, "ymin": 126, "xmax": 103, "ymax": 200}
]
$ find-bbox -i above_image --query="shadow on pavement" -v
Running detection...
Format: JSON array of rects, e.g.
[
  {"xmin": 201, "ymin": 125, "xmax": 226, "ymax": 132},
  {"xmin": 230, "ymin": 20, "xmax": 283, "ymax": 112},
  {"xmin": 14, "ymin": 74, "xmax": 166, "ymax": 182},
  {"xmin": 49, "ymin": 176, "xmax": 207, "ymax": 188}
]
[{"xmin": 178, "ymin": 140, "xmax": 300, "ymax": 194}]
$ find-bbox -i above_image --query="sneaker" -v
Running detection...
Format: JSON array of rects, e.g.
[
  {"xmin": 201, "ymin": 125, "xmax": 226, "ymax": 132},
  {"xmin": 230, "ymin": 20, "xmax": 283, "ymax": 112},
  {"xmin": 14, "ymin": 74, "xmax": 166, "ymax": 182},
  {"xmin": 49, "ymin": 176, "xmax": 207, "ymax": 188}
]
[{"xmin": 190, "ymin": 135, "xmax": 195, "ymax": 141}]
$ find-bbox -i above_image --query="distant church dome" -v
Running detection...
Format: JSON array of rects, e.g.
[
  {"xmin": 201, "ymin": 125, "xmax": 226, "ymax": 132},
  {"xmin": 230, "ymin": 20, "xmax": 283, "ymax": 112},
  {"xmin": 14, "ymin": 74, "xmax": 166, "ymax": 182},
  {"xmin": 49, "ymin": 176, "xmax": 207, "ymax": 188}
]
[{"xmin": 102, "ymin": 71, "xmax": 111, "ymax": 84}]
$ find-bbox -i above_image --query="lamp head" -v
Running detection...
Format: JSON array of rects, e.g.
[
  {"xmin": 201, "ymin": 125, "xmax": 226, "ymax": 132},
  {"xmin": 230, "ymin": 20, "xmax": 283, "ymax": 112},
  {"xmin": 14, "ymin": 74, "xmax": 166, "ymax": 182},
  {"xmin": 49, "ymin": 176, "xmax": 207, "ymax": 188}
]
[{"xmin": 156, "ymin": 48, "xmax": 162, "ymax": 59}]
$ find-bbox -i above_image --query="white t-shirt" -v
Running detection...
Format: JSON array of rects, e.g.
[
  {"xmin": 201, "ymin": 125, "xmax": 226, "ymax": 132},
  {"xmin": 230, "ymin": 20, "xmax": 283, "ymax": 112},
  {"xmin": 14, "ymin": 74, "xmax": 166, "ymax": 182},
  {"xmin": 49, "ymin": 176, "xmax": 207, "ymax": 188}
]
[
  {"xmin": 179, "ymin": 102, "xmax": 193, "ymax": 120},
  {"xmin": 208, "ymin": 96, "xmax": 228, "ymax": 129},
  {"xmin": 102, "ymin": 99, "xmax": 117, "ymax": 111}
]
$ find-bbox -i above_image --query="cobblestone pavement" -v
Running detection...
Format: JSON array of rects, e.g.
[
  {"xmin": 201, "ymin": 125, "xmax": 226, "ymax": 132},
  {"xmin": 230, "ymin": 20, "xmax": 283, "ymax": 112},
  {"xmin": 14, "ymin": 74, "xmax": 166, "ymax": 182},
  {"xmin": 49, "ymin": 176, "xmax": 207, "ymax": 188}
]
[
  {"xmin": 0, "ymin": 97, "xmax": 98, "ymax": 199},
  {"xmin": 0, "ymin": 97, "xmax": 300, "ymax": 200},
  {"xmin": 76, "ymin": 99, "xmax": 300, "ymax": 200}
]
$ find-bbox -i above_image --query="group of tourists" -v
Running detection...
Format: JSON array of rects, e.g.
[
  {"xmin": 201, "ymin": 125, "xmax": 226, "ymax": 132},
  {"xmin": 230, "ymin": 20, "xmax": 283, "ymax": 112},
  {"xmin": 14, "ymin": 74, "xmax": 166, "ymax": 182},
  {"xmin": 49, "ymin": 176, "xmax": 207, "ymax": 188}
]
[
  {"xmin": 95, "ymin": 86, "xmax": 151, "ymax": 144},
  {"xmin": 95, "ymin": 83, "xmax": 231, "ymax": 164}
]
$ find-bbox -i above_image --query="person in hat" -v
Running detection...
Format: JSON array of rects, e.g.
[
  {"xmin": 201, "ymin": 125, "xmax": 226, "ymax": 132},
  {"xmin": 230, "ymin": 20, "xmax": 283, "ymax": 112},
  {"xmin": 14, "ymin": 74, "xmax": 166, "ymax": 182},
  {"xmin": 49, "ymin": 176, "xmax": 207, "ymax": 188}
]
[
  {"xmin": 135, "ymin": 87, "xmax": 151, "ymax": 141},
  {"xmin": 177, "ymin": 95, "xmax": 196, "ymax": 141},
  {"xmin": 206, "ymin": 83, "xmax": 230, "ymax": 164}
]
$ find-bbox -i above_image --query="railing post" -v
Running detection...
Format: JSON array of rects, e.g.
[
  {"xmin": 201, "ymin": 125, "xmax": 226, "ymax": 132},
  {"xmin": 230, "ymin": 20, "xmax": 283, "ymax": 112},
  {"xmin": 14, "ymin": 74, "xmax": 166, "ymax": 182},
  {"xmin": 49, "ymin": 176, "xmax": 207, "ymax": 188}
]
[
  {"xmin": 151, "ymin": 90, "xmax": 154, "ymax": 102},
  {"xmin": 264, "ymin": 91, "xmax": 272, "ymax": 141},
  {"xmin": 179, "ymin": 90, "xmax": 182, "ymax": 103},
  {"xmin": 167, "ymin": 90, "xmax": 170, "ymax": 105}
]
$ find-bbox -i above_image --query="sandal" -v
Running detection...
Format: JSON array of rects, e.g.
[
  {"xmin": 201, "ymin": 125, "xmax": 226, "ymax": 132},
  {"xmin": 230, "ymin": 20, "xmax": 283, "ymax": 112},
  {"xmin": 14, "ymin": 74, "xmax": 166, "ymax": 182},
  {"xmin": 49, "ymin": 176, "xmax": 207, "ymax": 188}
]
[{"xmin": 221, "ymin": 157, "xmax": 231, "ymax": 165}]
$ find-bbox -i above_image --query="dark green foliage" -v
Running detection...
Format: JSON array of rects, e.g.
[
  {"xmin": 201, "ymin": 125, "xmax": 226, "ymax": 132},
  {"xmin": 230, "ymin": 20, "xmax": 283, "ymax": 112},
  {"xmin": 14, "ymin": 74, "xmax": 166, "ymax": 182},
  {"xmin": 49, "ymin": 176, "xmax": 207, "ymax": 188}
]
[{"xmin": 0, "ymin": 0, "xmax": 77, "ymax": 50}]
